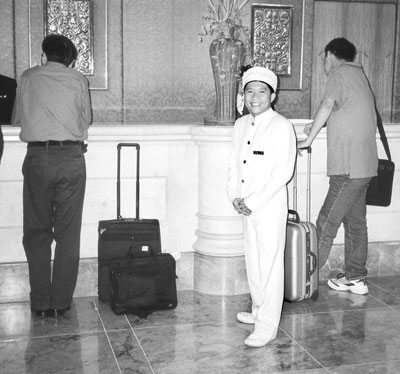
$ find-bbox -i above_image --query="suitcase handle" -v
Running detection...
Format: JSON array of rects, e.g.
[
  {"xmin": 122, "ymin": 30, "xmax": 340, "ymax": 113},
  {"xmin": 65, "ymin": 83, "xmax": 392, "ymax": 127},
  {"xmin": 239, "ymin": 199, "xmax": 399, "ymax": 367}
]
[
  {"xmin": 293, "ymin": 146, "xmax": 312, "ymax": 222},
  {"xmin": 288, "ymin": 209, "xmax": 300, "ymax": 223},
  {"xmin": 117, "ymin": 143, "xmax": 140, "ymax": 220},
  {"xmin": 310, "ymin": 251, "xmax": 317, "ymax": 275}
]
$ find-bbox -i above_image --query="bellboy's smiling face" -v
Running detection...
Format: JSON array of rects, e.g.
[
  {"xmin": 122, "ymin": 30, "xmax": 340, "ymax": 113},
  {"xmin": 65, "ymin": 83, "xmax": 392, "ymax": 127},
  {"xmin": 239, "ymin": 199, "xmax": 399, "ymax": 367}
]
[{"xmin": 244, "ymin": 81, "xmax": 275, "ymax": 117}]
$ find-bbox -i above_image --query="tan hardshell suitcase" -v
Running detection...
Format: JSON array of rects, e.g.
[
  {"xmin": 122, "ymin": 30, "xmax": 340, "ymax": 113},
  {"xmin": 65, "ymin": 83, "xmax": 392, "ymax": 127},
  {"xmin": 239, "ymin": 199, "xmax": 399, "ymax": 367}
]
[{"xmin": 284, "ymin": 147, "xmax": 319, "ymax": 301}]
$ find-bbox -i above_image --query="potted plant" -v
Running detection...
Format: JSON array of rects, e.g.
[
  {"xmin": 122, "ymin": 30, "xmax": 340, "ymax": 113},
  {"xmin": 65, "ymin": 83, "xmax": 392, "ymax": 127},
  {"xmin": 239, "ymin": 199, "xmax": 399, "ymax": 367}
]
[{"xmin": 200, "ymin": 0, "xmax": 251, "ymax": 125}]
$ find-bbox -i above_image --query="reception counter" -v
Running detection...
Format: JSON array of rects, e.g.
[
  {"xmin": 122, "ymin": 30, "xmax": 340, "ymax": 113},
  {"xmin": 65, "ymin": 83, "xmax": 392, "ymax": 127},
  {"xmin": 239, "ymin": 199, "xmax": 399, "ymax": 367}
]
[{"xmin": 1, "ymin": 122, "xmax": 399, "ymax": 301}]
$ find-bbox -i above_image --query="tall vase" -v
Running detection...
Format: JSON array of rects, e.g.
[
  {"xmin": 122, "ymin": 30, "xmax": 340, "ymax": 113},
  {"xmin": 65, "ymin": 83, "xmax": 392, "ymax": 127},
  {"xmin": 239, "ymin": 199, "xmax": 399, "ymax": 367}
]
[{"xmin": 208, "ymin": 36, "xmax": 244, "ymax": 125}]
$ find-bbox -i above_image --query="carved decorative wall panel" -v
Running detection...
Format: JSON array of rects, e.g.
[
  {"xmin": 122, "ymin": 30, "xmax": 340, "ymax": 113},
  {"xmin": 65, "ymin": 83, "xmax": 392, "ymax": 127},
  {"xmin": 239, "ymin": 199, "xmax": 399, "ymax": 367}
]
[
  {"xmin": 252, "ymin": 5, "xmax": 293, "ymax": 76},
  {"xmin": 29, "ymin": 0, "xmax": 107, "ymax": 90},
  {"xmin": 250, "ymin": 0, "xmax": 304, "ymax": 91},
  {"xmin": 45, "ymin": 0, "xmax": 94, "ymax": 75}
]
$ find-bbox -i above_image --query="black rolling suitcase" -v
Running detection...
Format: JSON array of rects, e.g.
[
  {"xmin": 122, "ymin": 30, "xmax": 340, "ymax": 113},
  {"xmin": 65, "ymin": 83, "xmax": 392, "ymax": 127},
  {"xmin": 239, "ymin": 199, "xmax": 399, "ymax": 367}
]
[
  {"xmin": 98, "ymin": 143, "xmax": 161, "ymax": 302},
  {"xmin": 284, "ymin": 147, "xmax": 319, "ymax": 301}
]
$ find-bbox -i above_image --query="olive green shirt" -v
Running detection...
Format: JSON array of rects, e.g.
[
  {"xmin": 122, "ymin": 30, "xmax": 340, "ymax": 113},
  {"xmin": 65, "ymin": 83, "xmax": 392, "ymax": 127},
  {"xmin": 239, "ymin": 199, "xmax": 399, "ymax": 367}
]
[{"xmin": 13, "ymin": 62, "xmax": 92, "ymax": 142}]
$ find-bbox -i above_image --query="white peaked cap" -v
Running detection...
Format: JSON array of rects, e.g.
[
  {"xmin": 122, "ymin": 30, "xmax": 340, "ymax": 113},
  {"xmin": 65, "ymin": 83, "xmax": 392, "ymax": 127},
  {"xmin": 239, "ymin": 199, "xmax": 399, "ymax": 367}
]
[{"xmin": 242, "ymin": 66, "xmax": 278, "ymax": 92}]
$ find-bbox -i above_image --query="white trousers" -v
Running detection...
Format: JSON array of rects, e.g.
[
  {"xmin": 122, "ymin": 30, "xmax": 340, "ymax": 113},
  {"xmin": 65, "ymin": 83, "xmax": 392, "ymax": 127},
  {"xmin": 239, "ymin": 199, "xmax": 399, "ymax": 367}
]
[{"xmin": 243, "ymin": 195, "xmax": 287, "ymax": 340}]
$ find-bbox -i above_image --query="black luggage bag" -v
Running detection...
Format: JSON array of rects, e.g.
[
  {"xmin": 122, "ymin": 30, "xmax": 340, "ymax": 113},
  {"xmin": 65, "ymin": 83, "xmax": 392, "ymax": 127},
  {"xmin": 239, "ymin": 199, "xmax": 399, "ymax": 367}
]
[
  {"xmin": 109, "ymin": 251, "xmax": 177, "ymax": 315},
  {"xmin": 366, "ymin": 110, "xmax": 395, "ymax": 207},
  {"xmin": 98, "ymin": 143, "xmax": 161, "ymax": 302}
]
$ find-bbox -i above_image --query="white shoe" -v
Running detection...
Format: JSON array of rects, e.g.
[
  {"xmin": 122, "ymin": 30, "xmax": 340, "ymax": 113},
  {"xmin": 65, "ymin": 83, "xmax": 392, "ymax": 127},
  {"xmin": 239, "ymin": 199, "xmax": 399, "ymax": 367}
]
[
  {"xmin": 244, "ymin": 333, "xmax": 271, "ymax": 348},
  {"xmin": 237, "ymin": 312, "xmax": 255, "ymax": 324},
  {"xmin": 327, "ymin": 273, "xmax": 368, "ymax": 295}
]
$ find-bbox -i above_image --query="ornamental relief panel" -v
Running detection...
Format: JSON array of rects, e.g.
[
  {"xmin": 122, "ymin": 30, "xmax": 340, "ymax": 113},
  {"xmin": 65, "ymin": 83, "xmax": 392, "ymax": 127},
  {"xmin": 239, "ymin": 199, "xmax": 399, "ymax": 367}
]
[
  {"xmin": 45, "ymin": 0, "xmax": 94, "ymax": 75},
  {"xmin": 252, "ymin": 5, "xmax": 292, "ymax": 76}
]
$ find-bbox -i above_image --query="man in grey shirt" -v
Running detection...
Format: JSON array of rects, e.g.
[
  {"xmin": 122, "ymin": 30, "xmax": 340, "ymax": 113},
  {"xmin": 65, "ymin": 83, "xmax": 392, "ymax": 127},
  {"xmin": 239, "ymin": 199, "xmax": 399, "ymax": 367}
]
[
  {"xmin": 13, "ymin": 34, "xmax": 92, "ymax": 317},
  {"xmin": 297, "ymin": 38, "xmax": 378, "ymax": 295}
]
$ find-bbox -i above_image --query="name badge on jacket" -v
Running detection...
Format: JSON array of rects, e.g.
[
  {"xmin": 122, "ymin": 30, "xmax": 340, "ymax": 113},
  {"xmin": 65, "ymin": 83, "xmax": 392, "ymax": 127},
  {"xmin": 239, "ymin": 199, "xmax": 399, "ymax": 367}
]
[{"xmin": 253, "ymin": 151, "xmax": 264, "ymax": 155}]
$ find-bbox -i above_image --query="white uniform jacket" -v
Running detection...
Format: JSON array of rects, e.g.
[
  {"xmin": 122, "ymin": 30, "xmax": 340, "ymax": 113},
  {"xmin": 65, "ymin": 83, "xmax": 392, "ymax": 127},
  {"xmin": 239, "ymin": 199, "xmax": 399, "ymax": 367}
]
[{"xmin": 227, "ymin": 109, "xmax": 297, "ymax": 212}]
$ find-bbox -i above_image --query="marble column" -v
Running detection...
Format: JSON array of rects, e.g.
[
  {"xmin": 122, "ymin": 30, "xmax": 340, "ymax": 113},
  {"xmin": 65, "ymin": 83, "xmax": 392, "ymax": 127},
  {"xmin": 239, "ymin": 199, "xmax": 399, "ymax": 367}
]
[{"xmin": 191, "ymin": 125, "xmax": 249, "ymax": 295}]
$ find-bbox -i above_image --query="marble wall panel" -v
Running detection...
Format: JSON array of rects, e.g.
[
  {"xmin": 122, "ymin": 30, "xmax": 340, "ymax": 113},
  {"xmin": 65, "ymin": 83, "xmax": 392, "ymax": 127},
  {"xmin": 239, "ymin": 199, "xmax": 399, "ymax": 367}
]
[
  {"xmin": 0, "ymin": 181, "xmax": 22, "ymax": 227},
  {"xmin": 368, "ymin": 211, "xmax": 400, "ymax": 242},
  {"xmin": 13, "ymin": 0, "xmax": 30, "ymax": 80},
  {"xmin": 0, "ymin": 227, "xmax": 24, "ymax": 262},
  {"xmin": 319, "ymin": 241, "xmax": 400, "ymax": 280},
  {"xmin": 0, "ymin": 0, "xmax": 15, "ymax": 79},
  {"xmin": 90, "ymin": 0, "xmax": 124, "ymax": 123},
  {"xmin": 394, "ymin": 0, "xmax": 400, "ymax": 121},
  {"xmin": 121, "ymin": 0, "xmax": 214, "ymax": 123},
  {"xmin": 0, "ymin": 262, "xmax": 30, "ymax": 303},
  {"xmin": 79, "ymin": 223, "xmax": 99, "ymax": 259},
  {"xmin": 194, "ymin": 253, "xmax": 249, "ymax": 295},
  {"xmin": 0, "ymin": 253, "xmax": 195, "ymax": 303}
]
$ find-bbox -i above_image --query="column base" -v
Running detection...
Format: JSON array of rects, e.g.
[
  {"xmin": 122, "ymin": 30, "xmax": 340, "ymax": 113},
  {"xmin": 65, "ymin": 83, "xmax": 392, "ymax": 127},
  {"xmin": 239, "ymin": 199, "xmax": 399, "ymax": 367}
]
[{"xmin": 193, "ymin": 252, "xmax": 249, "ymax": 295}]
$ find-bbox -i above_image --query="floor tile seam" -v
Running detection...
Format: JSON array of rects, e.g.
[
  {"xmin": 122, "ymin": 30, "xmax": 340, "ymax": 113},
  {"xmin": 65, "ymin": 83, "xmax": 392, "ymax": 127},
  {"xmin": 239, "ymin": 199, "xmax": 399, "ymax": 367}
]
[
  {"xmin": 282, "ymin": 306, "xmax": 387, "ymax": 318},
  {"xmin": 279, "ymin": 327, "xmax": 329, "ymax": 372},
  {"xmin": 329, "ymin": 305, "xmax": 393, "ymax": 315},
  {"xmin": 0, "ymin": 300, "xmax": 31, "ymax": 306},
  {"xmin": 93, "ymin": 299, "xmax": 124, "ymax": 374},
  {"xmin": 326, "ymin": 358, "xmax": 400, "ymax": 370},
  {"xmin": 126, "ymin": 315, "xmax": 156, "ymax": 374},
  {"xmin": 388, "ymin": 306, "xmax": 400, "ymax": 314},
  {"xmin": 267, "ymin": 368, "xmax": 332, "ymax": 374},
  {"xmin": 368, "ymin": 280, "xmax": 400, "ymax": 301},
  {"xmin": 282, "ymin": 311, "xmax": 335, "ymax": 318},
  {"xmin": 130, "ymin": 320, "xmax": 234, "ymax": 331},
  {"xmin": 0, "ymin": 329, "xmax": 105, "ymax": 343},
  {"xmin": 0, "ymin": 296, "xmax": 100, "ymax": 306},
  {"xmin": 0, "ymin": 336, "xmax": 30, "ymax": 344},
  {"xmin": 283, "ymin": 310, "xmax": 345, "ymax": 316},
  {"xmin": 368, "ymin": 292, "xmax": 400, "ymax": 308},
  {"xmin": 338, "ymin": 305, "xmax": 393, "ymax": 313}
]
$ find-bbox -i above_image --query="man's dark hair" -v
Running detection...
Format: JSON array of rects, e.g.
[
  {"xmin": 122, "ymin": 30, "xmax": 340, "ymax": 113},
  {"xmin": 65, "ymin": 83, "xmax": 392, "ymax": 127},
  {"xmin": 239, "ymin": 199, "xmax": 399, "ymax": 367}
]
[
  {"xmin": 325, "ymin": 38, "xmax": 357, "ymax": 62},
  {"xmin": 42, "ymin": 34, "xmax": 78, "ymax": 67}
]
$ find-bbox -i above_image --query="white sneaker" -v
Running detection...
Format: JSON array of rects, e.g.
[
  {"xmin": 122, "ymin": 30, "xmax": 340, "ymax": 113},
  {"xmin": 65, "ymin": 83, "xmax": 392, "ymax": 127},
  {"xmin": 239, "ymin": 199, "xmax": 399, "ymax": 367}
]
[
  {"xmin": 236, "ymin": 312, "xmax": 255, "ymax": 324},
  {"xmin": 327, "ymin": 273, "xmax": 368, "ymax": 295}
]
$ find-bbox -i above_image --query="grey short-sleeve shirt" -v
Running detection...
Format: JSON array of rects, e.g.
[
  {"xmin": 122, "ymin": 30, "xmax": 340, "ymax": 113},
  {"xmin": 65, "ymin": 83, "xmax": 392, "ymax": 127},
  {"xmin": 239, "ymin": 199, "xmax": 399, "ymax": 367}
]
[{"xmin": 322, "ymin": 62, "xmax": 378, "ymax": 178}]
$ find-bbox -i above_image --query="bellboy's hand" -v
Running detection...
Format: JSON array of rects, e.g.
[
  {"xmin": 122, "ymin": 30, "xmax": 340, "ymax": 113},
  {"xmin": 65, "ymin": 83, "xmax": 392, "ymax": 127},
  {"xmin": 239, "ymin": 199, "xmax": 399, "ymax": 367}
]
[
  {"xmin": 241, "ymin": 205, "xmax": 252, "ymax": 216},
  {"xmin": 233, "ymin": 198, "xmax": 252, "ymax": 216},
  {"xmin": 233, "ymin": 198, "xmax": 245, "ymax": 214},
  {"xmin": 232, "ymin": 198, "xmax": 242, "ymax": 210}
]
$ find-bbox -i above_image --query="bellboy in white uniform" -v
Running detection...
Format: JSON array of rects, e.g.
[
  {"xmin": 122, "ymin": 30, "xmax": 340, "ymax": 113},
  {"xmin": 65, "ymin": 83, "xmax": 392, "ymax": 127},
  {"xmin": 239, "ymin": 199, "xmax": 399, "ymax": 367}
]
[{"xmin": 228, "ymin": 67, "xmax": 297, "ymax": 347}]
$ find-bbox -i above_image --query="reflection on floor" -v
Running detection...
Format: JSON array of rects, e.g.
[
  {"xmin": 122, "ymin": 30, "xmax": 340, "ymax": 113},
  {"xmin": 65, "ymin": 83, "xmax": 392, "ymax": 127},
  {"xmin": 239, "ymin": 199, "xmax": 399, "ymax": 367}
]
[{"xmin": 1, "ymin": 276, "xmax": 400, "ymax": 374}]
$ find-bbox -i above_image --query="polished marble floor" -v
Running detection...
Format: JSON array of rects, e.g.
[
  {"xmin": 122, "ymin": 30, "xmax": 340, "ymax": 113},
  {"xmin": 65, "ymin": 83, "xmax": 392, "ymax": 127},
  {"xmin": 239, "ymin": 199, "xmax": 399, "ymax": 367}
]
[{"xmin": 1, "ymin": 276, "xmax": 400, "ymax": 374}]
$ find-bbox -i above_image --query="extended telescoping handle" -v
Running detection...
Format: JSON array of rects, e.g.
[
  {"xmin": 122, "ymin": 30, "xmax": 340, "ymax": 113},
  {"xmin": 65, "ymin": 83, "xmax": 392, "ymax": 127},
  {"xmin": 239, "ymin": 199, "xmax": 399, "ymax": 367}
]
[
  {"xmin": 293, "ymin": 146, "xmax": 312, "ymax": 222},
  {"xmin": 117, "ymin": 143, "xmax": 140, "ymax": 220}
]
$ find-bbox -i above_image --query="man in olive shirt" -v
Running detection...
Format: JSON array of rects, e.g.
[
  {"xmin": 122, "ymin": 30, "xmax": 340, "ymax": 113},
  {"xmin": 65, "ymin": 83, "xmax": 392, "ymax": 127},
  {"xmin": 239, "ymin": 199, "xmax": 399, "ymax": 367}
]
[
  {"xmin": 297, "ymin": 38, "xmax": 378, "ymax": 295},
  {"xmin": 12, "ymin": 34, "xmax": 92, "ymax": 317}
]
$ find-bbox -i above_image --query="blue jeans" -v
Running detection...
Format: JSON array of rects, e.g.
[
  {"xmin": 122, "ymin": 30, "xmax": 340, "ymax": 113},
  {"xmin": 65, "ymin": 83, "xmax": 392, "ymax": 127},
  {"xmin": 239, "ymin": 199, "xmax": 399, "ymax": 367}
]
[
  {"xmin": 317, "ymin": 175, "xmax": 371, "ymax": 280},
  {"xmin": 22, "ymin": 144, "xmax": 86, "ymax": 310}
]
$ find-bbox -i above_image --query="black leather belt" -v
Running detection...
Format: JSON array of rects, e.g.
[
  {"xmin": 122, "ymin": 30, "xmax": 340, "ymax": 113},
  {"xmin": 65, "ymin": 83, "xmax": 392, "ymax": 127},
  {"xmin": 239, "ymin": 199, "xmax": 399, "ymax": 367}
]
[{"xmin": 28, "ymin": 140, "xmax": 83, "ymax": 147}]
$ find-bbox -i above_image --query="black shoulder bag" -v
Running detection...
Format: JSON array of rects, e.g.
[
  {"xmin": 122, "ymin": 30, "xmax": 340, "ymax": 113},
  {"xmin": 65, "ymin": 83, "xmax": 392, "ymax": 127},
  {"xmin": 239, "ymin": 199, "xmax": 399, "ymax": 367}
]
[{"xmin": 366, "ymin": 110, "xmax": 395, "ymax": 207}]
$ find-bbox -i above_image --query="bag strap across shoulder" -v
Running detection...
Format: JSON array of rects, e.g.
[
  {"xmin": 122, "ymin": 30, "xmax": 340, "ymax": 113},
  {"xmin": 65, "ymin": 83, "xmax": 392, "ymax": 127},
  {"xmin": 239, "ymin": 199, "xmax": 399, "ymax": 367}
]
[
  {"xmin": 364, "ymin": 64, "xmax": 392, "ymax": 162},
  {"xmin": 375, "ymin": 106, "xmax": 392, "ymax": 161}
]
